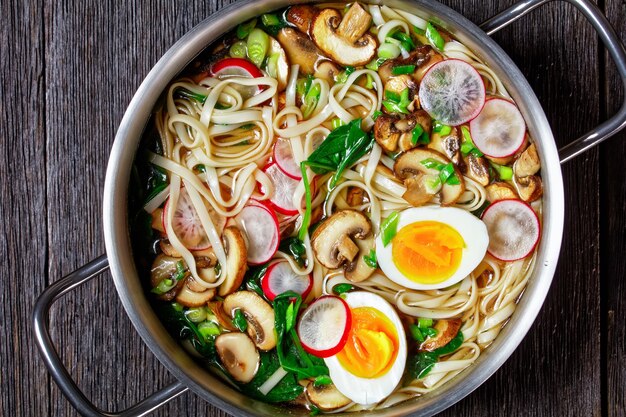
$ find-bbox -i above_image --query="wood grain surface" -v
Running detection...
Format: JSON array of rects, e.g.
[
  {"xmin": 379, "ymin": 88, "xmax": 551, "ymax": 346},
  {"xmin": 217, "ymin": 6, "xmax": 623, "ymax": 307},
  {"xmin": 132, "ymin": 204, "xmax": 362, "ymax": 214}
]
[{"xmin": 1, "ymin": 0, "xmax": 624, "ymax": 416}]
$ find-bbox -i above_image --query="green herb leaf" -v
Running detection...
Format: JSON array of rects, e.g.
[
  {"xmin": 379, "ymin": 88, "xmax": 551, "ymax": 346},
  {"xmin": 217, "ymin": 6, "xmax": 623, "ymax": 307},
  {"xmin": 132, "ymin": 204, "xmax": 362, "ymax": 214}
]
[
  {"xmin": 409, "ymin": 324, "xmax": 425, "ymax": 342},
  {"xmin": 332, "ymin": 283, "xmax": 354, "ymax": 295},
  {"xmin": 392, "ymin": 64, "xmax": 416, "ymax": 75},
  {"xmin": 238, "ymin": 350, "xmax": 303, "ymax": 402},
  {"xmin": 420, "ymin": 158, "xmax": 446, "ymax": 171},
  {"xmin": 433, "ymin": 329, "xmax": 464, "ymax": 356},
  {"xmin": 175, "ymin": 260, "xmax": 186, "ymax": 281},
  {"xmin": 407, "ymin": 351, "xmax": 438, "ymax": 380},
  {"xmin": 363, "ymin": 249, "xmax": 378, "ymax": 269},
  {"xmin": 285, "ymin": 302, "xmax": 296, "ymax": 332},
  {"xmin": 391, "ymin": 31, "xmax": 415, "ymax": 51},
  {"xmin": 381, "ymin": 211, "xmax": 400, "ymax": 246},
  {"xmin": 237, "ymin": 18, "xmax": 257, "ymax": 39},
  {"xmin": 426, "ymin": 22, "xmax": 445, "ymax": 51},
  {"xmin": 313, "ymin": 375, "xmax": 332, "ymax": 387},
  {"xmin": 233, "ymin": 309, "xmax": 248, "ymax": 332},
  {"xmin": 411, "ymin": 124, "xmax": 425, "ymax": 145},
  {"xmin": 423, "ymin": 327, "xmax": 439, "ymax": 338},
  {"xmin": 372, "ymin": 110, "xmax": 383, "ymax": 121},
  {"xmin": 418, "ymin": 317, "xmax": 433, "ymax": 329}
]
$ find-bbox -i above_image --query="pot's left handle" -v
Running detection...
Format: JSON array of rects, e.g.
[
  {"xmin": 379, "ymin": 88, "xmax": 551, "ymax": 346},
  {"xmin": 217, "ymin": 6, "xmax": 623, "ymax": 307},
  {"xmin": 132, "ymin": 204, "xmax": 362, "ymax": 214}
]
[{"xmin": 32, "ymin": 255, "xmax": 188, "ymax": 417}]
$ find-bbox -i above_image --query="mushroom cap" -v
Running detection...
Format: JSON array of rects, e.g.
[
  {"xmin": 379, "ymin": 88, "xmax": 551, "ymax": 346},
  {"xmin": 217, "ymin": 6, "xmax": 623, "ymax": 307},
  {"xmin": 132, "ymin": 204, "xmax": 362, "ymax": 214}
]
[
  {"xmin": 344, "ymin": 236, "xmax": 376, "ymax": 282},
  {"xmin": 514, "ymin": 143, "xmax": 541, "ymax": 177},
  {"xmin": 428, "ymin": 127, "xmax": 464, "ymax": 167},
  {"xmin": 175, "ymin": 280, "xmax": 215, "ymax": 307},
  {"xmin": 218, "ymin": 226, "xmax": 248, "ymax": 297},
  {"xmin": 514, "ymin": 174, "xmax": 543, "ymax": 202},
  {"xmin": 277, "ymin": 28, "xmax": 324, "ymax": 75},
  {"xmin": 378, "ymin": 45, "xmax": 434, "ymax": 84},
  {"xmin": 311, "ymin": 209, "xmax": 372, "ymax": 269},
  {"xmin": 394, "ymin": 148, "xmax": 465, "ymax": 206},
  {"xmin": 223, "ymin": 291, "xmax": 277, "ymax": 351},
  {"xmin": 311, "ymin": 9, "xmax": 377, "ymax": 67},
  {"xmin": 208, "ymin": 300, "xmax": 237, "ymax": 331},
  {"xmin": 305, "ymin": 382, "xmax": 352, "ymax": 411},
  {"xmin": 374, "ymin": 111, "xmax": 429, "ymax": 153},
  {"xmin": 286, "ymin": 4, "xmax": 319, "ymax": 35},
  {"xmin": 465, "ymin": 154, "xmax": 491, "ymax": 186},
  {"xmin": 314, "ymin": 60, "xmax": 341, "ymax": 85},
  {"xmin": 486, "ymin": 181, "xmax": 518, "ymax": 202},
  {"xmin": 216, "ymin": 332, "xmax": 260, "ymax": 383},
  {"xmin": 420, "ymin": 318, "xmax": 462, "ymax": 351}
]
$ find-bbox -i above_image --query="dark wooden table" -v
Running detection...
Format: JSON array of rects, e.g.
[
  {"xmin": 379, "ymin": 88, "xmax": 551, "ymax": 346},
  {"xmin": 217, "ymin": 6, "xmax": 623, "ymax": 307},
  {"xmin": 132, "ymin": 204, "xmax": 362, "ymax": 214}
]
[{"xmin": 2, "ymin": 0, "xmax": 625, "ymax": 415}]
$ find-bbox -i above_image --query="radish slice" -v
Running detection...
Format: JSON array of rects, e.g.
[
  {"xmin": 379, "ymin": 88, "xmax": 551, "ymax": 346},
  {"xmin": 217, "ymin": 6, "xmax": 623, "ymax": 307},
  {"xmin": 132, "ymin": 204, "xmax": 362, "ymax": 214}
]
[
  {"xmin": 211, "ymin": 57, "xmax": 263, "ymax": 100},
  {"xmin": 297, "ymin": 296, "xmax": 352, "ymax": 358},
  {"xmin": 262, "ymin": 163, "xmax": 300, "ymax": 215},
  {"xmin": 418, "ymin": 59, "xmax": 485, "ymax": 126},
  {"xmin": 273, "ymin": 138, "xmax": 302, "ymax": 180},
  {"xmin": 235, "ymin": 203, "xmax": 280, "ymax": 265},
  {"xmin": 481, "ymin": 199, "xmax": 540, "ymax": 261},
  {"xmin": 470, "ymin": 98, "xmax": 527, "ymax": 158},
  {"xmin": 162, "ymin": 187, "xmax": 225, "ymax": 251},
  {"xmin": 261, "ymin": 260, "xmax": 313, "ymax": 301}
]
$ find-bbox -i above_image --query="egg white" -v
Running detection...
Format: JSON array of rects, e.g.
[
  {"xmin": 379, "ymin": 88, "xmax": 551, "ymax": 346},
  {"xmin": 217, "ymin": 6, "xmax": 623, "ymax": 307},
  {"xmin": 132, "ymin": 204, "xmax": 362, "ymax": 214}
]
[
  {"xmin": 324, "ymin": 291, "xmax": 407, "ymax": 406},
  {"xmin": 376, "ymin": 206, "xmax": 489, "ymax": 290}
]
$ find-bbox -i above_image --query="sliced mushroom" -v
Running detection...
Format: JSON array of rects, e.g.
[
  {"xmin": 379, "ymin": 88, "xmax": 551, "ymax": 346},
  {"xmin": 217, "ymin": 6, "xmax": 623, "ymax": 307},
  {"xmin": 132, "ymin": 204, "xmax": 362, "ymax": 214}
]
[
  {"xmin": 420, "ymin": 318, "xmax": 462, "ymax": 352},
  {"xmin": 428, "ymin": 127, "xmax": 464, "ymax": 168},
  {"xmin": 394, "ymin": 148, "xmax": 465, "ymax": 206},
  {"xmin": 151, "ymin": 208, "xmax": 164, "ymax": 232},
  {"xmin": 514, "ymin": 143, "xmax": 541, "ymax": 177},
  {"xmin": 187, "ymin": 274, "xmax": 210, "ymax": 292},
  {"xmin": 401, "ymin": 174, "xmax": 441, "ymax": 206},
  {"xmin": 311, "ymin": 210, "xmax": 372, "ymax": 269},
  {"xmin": 311, "ymin": 8, "xmax": 377, "ymax": 66},
  {"xmin": 277, "ymin": 28, "xmax": 324, "ymax": 75},
  {"xmin": 314, "ymin": 60, "xmax": 341, "ymax": 85},
  {"xmin": 373, "ymin": 110, "xmax": 430, "ymax": 153},
  {"xmin": 219, "ymin": 226, "xmax": 248, "ymax": 297},
  {"xmin": 175, "ymin": 280, "xmax": 215, "ymax": 307},
  {"xmin": 305, "ymin": 382, "xmax": 351, "ymax": 411},
  {"xmin": 223, "ymin": 291, "xmax": 277, "ymax": 351},
  {"xmin": 464, "ymin": 154, "xmax": 491, "ymax": 186},
  {"xmin": 378, "ymin": 45, "xmax": 434, "ymax": 84},
  {"xmin": 286, "ymin": 4, "xmax": 319, "ymax": 35},
  {"xmin": 208, "ymin": 300, "xmax": 237, "ymax": 331},
  {"xmin": 150, "ymin": 254, "xmax": 186, "ymax": 301},
  {"xmin": 383, "ymin": 74, "xmax": 417, "ymax": 99},
  {"xmin": 268, "ymin": 37, "xmax": 290, "ymax": 92},
  {"xmin": 344, "ymin": 236, "xmax": 376, "ymax": 282},
  {"xmin": 336, "ymin": 2, "xmax": 372, "ymax": 43},
  {"xmin": 514, "ymin": 174, "xmax": 543, "ymax": 202},
  {"xmin": 215, "ymin": 332, "xmax": 260, "ymax": 383},
  {"xmin": 486, "ymin": 182, "xmax": 518, "ymax": 201},
  {"xmin": 346, "ymin": 186, "xmax": 365, "ymax": 207},
  {"xmin": 414, "ymin": 47, "xmax": 444, "ymax": 82}
]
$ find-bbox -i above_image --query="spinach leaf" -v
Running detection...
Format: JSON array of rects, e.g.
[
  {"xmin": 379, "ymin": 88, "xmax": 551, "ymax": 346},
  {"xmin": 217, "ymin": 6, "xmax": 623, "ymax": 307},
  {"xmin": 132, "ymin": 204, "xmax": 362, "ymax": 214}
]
[
  {"xmin": 274, "ymin": 292, "xmax": 329, "ymax": 380},
  {"xmin": 243, "ymin": 263, "xmax": 270, "ymax": 298},
  {"xmin": 155, "ymin": 302, "xmax": 216, "ymax": 360},
  {"xmin": 279, "ymin": 237, "xmax": 306, "ymax": 268},
  {"xmin": 406, "ymin": 327, "xmax": 464, "ymax": 380},
  {"xmin": 238, "ymin": 350, "xmax": 303, "ymax": 403},
  {"xmin": 306, "ymin": 118, "xmax": 373, "ymax": 188}
]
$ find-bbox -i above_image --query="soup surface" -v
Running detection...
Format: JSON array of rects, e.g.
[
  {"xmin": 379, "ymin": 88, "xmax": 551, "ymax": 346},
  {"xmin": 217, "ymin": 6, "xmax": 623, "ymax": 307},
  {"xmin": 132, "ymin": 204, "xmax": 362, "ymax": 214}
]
[{"xmin": 130, "ymin": 2, "xmax": 543, "ymax": 412}]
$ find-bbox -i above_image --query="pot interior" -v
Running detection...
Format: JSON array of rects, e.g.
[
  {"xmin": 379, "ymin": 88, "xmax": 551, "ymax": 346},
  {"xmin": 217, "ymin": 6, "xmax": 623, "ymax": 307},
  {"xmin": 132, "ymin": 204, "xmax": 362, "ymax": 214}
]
[{"xmin": 103, "ymin": 1, "xmax": 565, "ymax": 416}]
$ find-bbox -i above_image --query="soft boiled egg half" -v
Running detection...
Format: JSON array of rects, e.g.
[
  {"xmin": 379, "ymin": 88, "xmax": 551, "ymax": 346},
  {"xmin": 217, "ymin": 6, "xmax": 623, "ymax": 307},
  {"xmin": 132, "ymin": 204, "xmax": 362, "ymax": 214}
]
[
  {"xmin": 324, "ymin": 291, "xmax": 407, "ymax": 406},
  {"xmin": 376, "ymin": 207, "xmax": 489, "ymax": 290}
]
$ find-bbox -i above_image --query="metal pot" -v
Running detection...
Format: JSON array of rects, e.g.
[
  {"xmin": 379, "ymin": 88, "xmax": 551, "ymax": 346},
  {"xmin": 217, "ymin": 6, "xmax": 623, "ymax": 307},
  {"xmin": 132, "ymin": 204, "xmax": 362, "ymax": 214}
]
[{"xmin": 33, "ymin": 0, "xmax": 626, "ymax": 416}]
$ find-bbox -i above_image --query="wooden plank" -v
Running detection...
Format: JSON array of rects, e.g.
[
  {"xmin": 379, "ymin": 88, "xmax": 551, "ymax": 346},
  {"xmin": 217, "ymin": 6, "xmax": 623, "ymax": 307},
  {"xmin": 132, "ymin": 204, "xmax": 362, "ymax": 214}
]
[
  {"xmin": 40, "ymin": 1, "xmax": 604, "ymax": 417},
  {"xmin": 439, "ymin": 0, "xmax": 602, "ymax": 416},
  {"xmin": 43, "ymin": 0, "xmax": 229, "ymax": 415},
  {"xmin": 0, "ymin": 1, "xmax": 49, "ymax": 416},
  {"xmin": 602, "ymin": 2, "xmax": 626, "ymax": 416}
]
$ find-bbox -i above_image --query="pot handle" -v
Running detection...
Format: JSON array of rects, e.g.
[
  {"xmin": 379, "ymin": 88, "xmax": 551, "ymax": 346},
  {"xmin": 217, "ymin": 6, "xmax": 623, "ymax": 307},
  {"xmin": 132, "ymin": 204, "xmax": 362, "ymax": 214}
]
[
  {"xmin": 481, "ymin": 0, "xmax": 626, "ymax": 164},
  {"xmin": 32, "ymin": 255, "xmax": 189, "ymax": 417}
]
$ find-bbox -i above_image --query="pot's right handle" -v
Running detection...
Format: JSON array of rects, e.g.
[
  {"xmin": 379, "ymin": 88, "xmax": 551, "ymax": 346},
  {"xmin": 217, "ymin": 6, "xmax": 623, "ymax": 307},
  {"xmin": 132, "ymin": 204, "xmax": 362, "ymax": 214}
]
[
  {"xmin": 481, "ymin": 0, "xmax": 626, "ymax": 164},
  {"xmin": 32, "ymin": 255, "xmax": 189, "ymax": 417}
]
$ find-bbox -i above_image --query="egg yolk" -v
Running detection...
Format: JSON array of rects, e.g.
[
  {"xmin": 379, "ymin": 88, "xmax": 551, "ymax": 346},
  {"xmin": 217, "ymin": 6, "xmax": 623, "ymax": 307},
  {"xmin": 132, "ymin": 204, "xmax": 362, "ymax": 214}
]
[
  {"xmin": 336, "ymin": 307, "xmax": 398, "ymax": 378},
  {"xmin": 391, "ymin": 221, "xmax": 465, "ymax": 284}
]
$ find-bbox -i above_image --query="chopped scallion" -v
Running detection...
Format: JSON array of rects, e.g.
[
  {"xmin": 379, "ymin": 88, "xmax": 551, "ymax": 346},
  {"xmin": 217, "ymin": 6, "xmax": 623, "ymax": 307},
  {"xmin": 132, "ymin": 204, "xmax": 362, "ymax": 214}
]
[
  {"xmin": 392, "ymin": 64, "xmax": 416, "ymax": 75},
  {"xmin": 229, "ymin": 40, "xmax": 247, "ymax": 58},
  {"xmin": 381, "ymin": 211, "xmax": 400, "ymax": 246},
  {"xmin": 236, "ymin": 18, "xmax": 257, "ymax": 39},
  {"xmin": 198, "ymin": 321, "xmax": 221, "ymax": 340},
  {"xmin": 332, "ymin": 118, "xmax": 345, "ymax": 130},
  {"xmin": 491, "ymin": 163, "xmax": 513, "ymax": 180},
  {"xmin": 426, "ymin": 22, "xmax": 445, "ymax": 51},
  {"xmin": 378, "ymin": 42, "xmax": 401, "ymax": 59},
  {"xmin": 411, "ymin": 124, "xmax": 425, "ymax": 145},
  {"xmin": 363, "ymin": 249, "xmax": 377, "ymax": 269},
  {"xmin": 332, "ymin": 283, "xmax": 354, "ymax": 295},
  {"xmin": 418, "ymin": 317, "xmax": 433, "ymax": 329},
  {"xmin": 410, "ymin": 324, "xmax": 425, "ymax": 342},
  {"xmin": 246, "ymin": 28, "xmax": 269, "ymax": 67},
  {"xmin": 186, "ymin": 307, "xmax": 207, "ymax": 323},
  {"xmin": 302, "ymin": 83, "xmax": 321, "ymax": 119},
  {"xmin": 261, "ymin": 13, "xmax": 280, "ymax": 27}
]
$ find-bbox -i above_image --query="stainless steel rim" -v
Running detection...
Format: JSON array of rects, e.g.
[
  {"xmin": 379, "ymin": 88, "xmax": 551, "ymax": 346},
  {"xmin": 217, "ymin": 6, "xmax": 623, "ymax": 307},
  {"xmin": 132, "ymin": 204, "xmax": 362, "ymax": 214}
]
[{"xmin": 103, "ymin": 1, "xmax": 564, "ymax": 416}]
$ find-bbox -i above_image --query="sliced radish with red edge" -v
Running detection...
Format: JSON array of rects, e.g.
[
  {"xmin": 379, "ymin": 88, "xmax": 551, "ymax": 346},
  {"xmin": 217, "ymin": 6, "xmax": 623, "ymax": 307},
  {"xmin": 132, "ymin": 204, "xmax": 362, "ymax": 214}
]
[
  {"xmin": 418, "ymin": 59, "xmax": 486, "ymax": 126},
  {"xmin": 481, "ymin": 199, "xmax": 540, "ymax": 261},
  {"xmin": 297, "ymin": 296, "xmax": 352, "ymax": 358},
  {"xmin": 470, "ymin": 98, "xmax": 527, "ymax": 158},
  {"xmin": 261, "ymin": 260, "xmax": 313, "ymax": 301},
  {"xmin": 273, "ymin": 138, "xmax": 302, "ymax": 180},
  {"xmin": 261, "ymin": 163, "xmax": 300, "ymax": 215},
  {"xmin": 162, "ymin": 187, "xmax": 225, "ymax": 251},
  {"xmin": 211, "ymin": 58, "xmax": 263, "ymax": 100},
  {"xmin": 235, "ymin": 202, "xmax": 280, "ymax": 265}
]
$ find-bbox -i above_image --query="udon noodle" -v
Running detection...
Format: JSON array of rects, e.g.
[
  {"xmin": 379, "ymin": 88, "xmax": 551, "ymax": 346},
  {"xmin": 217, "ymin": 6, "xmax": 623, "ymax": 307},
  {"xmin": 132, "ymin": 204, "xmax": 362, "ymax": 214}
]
[{"xmin": 131, "ymin": 2, "xmax": 544, "ymax": 412}]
